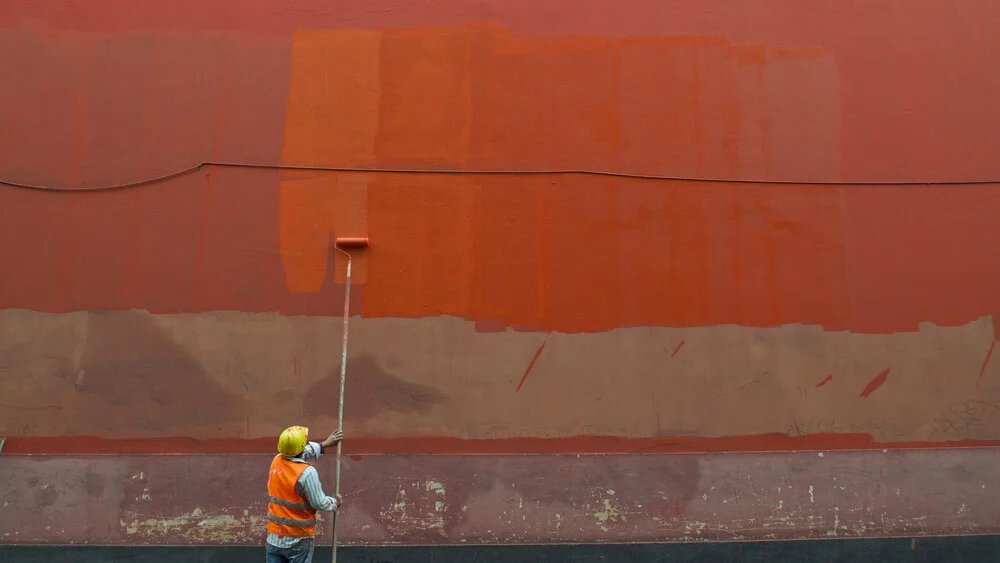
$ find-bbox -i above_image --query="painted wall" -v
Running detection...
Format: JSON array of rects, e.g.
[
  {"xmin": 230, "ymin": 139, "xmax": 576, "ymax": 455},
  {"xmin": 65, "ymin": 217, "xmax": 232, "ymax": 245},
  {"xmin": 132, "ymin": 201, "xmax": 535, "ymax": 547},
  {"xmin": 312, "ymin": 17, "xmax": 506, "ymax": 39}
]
[{"xmin": 2, "ymin": 0, "xmax": 1000, "ymax": 546}]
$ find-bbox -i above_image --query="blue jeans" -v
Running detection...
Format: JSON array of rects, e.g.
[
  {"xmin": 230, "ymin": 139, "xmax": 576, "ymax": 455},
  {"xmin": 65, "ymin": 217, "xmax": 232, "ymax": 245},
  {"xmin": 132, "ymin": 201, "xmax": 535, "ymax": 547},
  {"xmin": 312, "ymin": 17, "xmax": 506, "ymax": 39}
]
[{"xmin": 265, "ymin": 537, "xmax": 315, "ymax": 563}]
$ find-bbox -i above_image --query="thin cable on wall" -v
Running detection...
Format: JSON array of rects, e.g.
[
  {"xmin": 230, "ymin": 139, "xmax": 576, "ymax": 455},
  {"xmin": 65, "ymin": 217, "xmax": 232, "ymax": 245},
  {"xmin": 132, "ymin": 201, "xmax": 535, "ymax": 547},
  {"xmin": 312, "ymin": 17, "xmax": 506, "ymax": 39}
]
[{"xmin": 0, "ymin": 161, "xmax": 998, "ymax": 192}]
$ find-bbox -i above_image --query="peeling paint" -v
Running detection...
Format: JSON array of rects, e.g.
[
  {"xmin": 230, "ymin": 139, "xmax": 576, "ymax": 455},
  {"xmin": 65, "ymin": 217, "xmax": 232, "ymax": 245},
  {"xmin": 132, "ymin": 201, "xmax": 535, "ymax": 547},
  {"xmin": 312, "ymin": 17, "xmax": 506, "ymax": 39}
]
[
  {"xmin": 377, "ymin": 485, "xmax": 447, "ymax": 537},
  {"xmin": 425, "ymin": 481, "xmax": 446, "ymax": 496},
  {"xmin": 119, "ymin": 508, "xmax": 266, "ymax": 543},
  {"xmin": 684, "ymin": 521, "xmax": 708, "ymax": 535},
  {"xmin": 8, "ymin": 451, "xmax": 1000, "ymax": 545},
  {"xmin": 593, "ymin": 498, "xmax": 628, "ymax": 531}
]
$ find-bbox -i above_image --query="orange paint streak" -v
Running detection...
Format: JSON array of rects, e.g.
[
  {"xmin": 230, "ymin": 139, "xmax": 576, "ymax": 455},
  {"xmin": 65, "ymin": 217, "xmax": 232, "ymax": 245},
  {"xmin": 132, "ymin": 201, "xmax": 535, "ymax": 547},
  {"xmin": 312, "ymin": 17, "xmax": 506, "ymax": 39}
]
[
  {"xmin": 277, "ymin": 176, "xmax": 369, "ymax": 290},
  {"xmin": 670, "ymin": 340, "xmax": 685, "ymax": 358},
  {"xmin": 8, "ymin": 434, "xmax": 1000, "ymax": 455},
  {"xmin": 859, "ymin": 368, "xmax": 891, "ymax": 399},
  {"xmin": 515, "ymin": 339, "xmax": 548, "ymax": 394},
  {"xmin": 978, "ymin": 341, "xmax": 996, "ymax": 388},
  {"xmin": 278, "ymin": 29, "xmax": 376, "ymax": 292},
  {"xmin": 816, "ymin": 374, "xmax": 833, "ymax": 387},
  {"xmin": 278, "ymin": 178, "xmax": 333, "ymax": 292}
]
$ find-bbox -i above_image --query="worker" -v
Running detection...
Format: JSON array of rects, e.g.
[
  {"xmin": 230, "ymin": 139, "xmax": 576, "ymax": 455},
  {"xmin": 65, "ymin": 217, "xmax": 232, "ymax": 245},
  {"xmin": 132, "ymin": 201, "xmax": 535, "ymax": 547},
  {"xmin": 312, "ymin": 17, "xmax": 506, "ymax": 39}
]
[{"xmin": 265, "ymin": 425, "xmax": 344, "ymax": 563}]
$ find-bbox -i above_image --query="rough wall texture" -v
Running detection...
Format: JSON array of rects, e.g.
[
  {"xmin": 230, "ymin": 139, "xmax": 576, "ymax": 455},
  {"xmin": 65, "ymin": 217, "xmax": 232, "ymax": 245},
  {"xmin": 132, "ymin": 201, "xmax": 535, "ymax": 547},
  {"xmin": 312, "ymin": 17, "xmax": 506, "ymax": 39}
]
[
  {"xmin": 1, "ymin": 0, "xmax": 1000, "ymax": 546},
  {"xmin": 6, "ymin": 450, "xmax": 1000, "ymax": 545}
]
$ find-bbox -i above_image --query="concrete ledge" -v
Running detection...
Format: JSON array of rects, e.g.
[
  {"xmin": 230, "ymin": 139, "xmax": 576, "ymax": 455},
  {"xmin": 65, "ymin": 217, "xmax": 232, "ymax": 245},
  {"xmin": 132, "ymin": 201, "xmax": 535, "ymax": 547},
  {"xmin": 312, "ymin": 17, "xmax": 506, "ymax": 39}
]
[{"xmin": 4, "ymin": 537, "xmax": 1000, "ymax": 563}]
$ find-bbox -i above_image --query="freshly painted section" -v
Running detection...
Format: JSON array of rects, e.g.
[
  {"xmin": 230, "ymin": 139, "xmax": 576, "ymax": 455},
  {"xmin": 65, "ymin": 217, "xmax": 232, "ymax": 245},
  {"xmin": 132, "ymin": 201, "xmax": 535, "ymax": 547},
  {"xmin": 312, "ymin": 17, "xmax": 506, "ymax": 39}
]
[
  {"xmin": 6, "ymin": 173, "xmax": 1000, "ymax": 335},
  {"xmin": 4, "ymin": 450, "xmax": 1000, "ymax": 545},
  {"xmin": 1, "ymin": 5, "xmax": 999, "ymax": 334},
  {"xmin": 8, "ymin": 172, "xmax": 1000, "ymax": 335},
  {"xmin": 2, "ymin": 0, "xmax": 1000, "ymax": 547}
]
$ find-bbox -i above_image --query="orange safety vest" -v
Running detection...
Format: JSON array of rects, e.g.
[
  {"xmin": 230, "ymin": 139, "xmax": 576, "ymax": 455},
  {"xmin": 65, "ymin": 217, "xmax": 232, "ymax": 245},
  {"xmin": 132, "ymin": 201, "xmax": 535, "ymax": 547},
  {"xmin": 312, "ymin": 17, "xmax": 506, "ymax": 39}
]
[{"xmin": 266, "ymin": 455, "xmax": 318, "ymax": 537}]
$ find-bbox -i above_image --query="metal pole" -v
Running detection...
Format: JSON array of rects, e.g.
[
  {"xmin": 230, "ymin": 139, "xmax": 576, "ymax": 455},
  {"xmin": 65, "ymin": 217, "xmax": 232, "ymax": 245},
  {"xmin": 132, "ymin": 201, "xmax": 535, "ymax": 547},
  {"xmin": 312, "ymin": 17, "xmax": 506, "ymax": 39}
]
[{"xmin": 331, "ymin": 252, "xmax": 352, "ymax": 563}]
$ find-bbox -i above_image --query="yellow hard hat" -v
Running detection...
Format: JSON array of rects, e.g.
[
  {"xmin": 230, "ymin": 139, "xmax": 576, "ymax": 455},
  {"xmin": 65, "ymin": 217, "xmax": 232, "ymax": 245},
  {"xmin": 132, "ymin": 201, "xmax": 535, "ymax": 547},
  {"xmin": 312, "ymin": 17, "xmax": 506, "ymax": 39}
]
[{"xmin": 277, "ymin": 425, "xmax": 309, "ymax": 456}]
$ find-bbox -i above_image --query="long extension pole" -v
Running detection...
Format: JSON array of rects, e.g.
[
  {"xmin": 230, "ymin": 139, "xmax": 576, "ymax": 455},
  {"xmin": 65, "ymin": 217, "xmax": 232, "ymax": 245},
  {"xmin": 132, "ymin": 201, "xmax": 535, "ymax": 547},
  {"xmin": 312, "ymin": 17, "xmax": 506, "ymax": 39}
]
[{"xmin": 330, "ymin": 237, "xmax": 367, "ymax": 563}]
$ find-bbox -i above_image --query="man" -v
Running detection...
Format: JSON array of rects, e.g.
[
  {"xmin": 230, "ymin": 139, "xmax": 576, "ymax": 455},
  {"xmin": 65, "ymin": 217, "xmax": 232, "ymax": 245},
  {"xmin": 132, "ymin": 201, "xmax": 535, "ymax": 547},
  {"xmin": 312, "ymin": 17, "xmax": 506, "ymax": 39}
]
[{"xmin": 266, "ymin": 425, "xmax": 344, "ymax": 563}]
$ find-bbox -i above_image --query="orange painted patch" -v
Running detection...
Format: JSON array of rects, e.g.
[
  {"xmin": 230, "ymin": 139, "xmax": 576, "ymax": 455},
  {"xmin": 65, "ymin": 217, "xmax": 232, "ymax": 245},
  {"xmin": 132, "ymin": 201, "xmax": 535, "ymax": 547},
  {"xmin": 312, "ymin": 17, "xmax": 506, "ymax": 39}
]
[
  {"xmin": 376, "ymin": 26, "xmax": 473, "ymax": 168},
  {"xmin": 364, "ymin": 174, "xmax": 477, "ymax": 315},
  {"xmin": 3, "ymin": 25, "xmax": 1000, "ymax": 336},
  {"xmin": 282, "ymin": 29, "xmax": 381, "ymax": 168},
  {"xmin": 278, "ymin": 29, "xmax": 379, "ymax": 291},
  {"xmin": 844, "ymin": 187, "xmax": 1000, "ymax": 333},
  {"xmin": 275, "ymin": 25, "xmax": 841, "ymax": 303},
  {"xmin": 278, "ymin": 174, "xmax": 369, "ymax": 290},
  {"xmin": 361, "ymin": 175, "xmax": 850, "ymax": 332}
]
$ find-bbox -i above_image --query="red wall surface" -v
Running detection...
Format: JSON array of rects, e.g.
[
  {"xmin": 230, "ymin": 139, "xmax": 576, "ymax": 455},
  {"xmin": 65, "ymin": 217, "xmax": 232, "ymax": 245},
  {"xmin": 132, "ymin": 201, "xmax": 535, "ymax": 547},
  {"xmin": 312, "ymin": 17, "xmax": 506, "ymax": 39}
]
[{"xmin": 2, "ymin": 0, "xmax": 1000, "ymax": 546}]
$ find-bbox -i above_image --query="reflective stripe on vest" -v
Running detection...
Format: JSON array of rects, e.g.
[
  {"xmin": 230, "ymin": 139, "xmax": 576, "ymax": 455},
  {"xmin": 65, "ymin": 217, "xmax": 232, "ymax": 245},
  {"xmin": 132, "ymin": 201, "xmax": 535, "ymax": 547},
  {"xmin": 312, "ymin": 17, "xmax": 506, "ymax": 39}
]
[
  {"xmin": 267, "ymin": 514, "xmax": 317, "ymax": 527},
  {"xmin": 266, "ymin": 454, "xmax": 318, "ymax": 537},
  {"xmin": 268, "ymin": 496, "xmax": 312, "ymax": 511}
]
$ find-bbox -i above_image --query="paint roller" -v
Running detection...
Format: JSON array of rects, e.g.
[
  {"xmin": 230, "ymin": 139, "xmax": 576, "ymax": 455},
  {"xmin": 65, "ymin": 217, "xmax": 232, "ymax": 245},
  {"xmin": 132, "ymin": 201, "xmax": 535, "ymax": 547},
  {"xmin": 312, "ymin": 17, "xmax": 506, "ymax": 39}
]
[
  {"xmin": 334, "ymin": 237, "xmax": 370, "ymax": 250},
  {"xmin": 331, "ymin": 236, "xmax": 368, "ymax": 563}
]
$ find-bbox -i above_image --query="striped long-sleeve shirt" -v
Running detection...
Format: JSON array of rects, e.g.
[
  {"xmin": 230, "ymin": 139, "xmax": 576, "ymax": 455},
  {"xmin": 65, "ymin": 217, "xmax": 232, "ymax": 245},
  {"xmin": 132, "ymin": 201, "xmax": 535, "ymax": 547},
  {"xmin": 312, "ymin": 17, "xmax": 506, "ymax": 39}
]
[{"xmin": 266, "ymin": 441, "xmax": 341, "ymax": 548}]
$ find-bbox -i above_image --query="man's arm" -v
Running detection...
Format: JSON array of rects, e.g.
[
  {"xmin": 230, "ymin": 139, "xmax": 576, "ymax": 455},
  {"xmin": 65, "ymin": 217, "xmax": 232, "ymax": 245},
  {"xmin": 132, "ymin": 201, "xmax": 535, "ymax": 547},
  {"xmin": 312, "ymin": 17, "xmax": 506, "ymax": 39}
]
[
  {"xmin": 300, "ymin": 429, "xmax": 343, "ymax": 462},
  {"xmin": 296, "ymin": 466, "xmax": 342, "ymax": 512},
  {"xmin": 320, "ymin": 429, "xmax": 343, "ymax": 452}
]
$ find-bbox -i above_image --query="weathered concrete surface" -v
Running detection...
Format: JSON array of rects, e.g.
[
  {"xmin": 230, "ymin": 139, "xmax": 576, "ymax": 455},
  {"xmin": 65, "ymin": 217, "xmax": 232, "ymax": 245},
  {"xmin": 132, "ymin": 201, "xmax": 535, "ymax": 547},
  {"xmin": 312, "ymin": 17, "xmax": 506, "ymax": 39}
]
[{"xmin": 2, "ymin": 449, "xmax": 998, "ymax": 545}]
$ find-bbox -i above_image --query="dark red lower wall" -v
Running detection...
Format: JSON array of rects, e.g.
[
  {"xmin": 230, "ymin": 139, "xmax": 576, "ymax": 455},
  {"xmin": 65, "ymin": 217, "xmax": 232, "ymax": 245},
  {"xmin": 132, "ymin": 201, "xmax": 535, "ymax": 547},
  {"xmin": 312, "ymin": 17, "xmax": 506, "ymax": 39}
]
[{"xmin": 3, "ymin": 449, "xmax": 998, "ymax": 545}]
